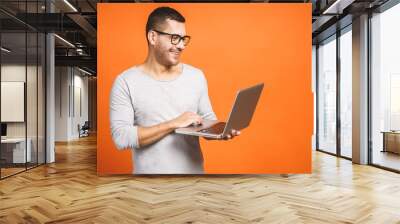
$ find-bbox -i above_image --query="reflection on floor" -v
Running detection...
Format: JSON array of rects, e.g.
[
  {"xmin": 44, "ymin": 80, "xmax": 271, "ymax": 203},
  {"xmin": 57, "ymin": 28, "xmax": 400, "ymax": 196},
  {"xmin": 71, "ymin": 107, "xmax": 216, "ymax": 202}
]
[
  {"xmin": 0, "ymin": 167, "xmax": 25, "ymax": 178},
  {"xmin": 373, "ymin": 150, "xmax": 400, "ymax": 171},
  {"xmin": 0, "ymin": 162, "xmax": 42, "ymax": 179},
  {"xmin": 340, "ymin": 147, "xmax": 352, "ymax": 158}
]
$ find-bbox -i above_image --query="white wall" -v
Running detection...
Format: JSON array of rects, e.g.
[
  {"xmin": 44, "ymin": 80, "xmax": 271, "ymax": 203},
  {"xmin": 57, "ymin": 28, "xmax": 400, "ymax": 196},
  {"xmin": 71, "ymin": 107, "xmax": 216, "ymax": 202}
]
[
  {"xmin": 70, "ymin": 72, "xmax": 89, "ymax": 139},
  {"xmin": 55, "ymin": 66, "xmax": 70, "ymax": 141},
  {"xmin": 1, "ymin": 65, "xmax": 25, "ymax": 136},
  {"xmin": 55, "ymin": 67, "xmax": 89, "ymax": 141}
]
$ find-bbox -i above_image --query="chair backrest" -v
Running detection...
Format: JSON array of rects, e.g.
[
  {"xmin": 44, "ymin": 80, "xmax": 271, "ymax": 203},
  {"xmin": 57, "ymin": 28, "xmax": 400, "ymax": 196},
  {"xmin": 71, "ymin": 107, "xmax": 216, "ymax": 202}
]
[{"xmin": 82, "ymin": 121, "xmax": 90, "ymax": 129}]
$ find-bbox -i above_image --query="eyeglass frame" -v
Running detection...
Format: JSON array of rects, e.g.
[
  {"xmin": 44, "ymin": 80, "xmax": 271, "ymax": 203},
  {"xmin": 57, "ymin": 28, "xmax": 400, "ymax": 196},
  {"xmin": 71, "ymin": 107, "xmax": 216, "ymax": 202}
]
[{"xmin": 152, "ymin": 29, "xmax": 191, "ymax": 46}]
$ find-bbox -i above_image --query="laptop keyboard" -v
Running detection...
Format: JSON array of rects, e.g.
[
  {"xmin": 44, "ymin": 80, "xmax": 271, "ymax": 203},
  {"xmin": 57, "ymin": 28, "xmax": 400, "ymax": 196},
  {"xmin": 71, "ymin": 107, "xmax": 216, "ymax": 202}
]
[{"xmin": 199, "ymin": 122, "xmax": 226, "ymax": 134}]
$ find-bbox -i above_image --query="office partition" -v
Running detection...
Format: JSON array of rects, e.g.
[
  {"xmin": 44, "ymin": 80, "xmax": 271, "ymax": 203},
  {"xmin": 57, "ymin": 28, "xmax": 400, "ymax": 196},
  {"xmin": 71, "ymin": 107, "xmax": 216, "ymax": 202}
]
[{"xmin": 0, "ymin": 1, "xmax": 47, "ymax": 179}]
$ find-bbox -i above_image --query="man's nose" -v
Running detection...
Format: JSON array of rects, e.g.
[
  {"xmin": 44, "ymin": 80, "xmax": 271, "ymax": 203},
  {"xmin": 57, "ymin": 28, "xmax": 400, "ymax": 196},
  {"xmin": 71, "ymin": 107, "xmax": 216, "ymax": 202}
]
[{"xmin": 176, "ymin": 40, "xmax": 185, "ymax": 51}]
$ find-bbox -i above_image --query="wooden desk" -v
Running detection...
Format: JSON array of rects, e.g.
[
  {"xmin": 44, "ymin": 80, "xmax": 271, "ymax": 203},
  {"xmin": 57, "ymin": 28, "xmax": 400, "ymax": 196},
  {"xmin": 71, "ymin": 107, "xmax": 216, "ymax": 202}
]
[
  {"xmin": 381, "ymin": 131, "xmax": 400, "ymax": 154},
  {"xmin": 1, "ymin": 138, "xmax": 31, "ymax": 164}
]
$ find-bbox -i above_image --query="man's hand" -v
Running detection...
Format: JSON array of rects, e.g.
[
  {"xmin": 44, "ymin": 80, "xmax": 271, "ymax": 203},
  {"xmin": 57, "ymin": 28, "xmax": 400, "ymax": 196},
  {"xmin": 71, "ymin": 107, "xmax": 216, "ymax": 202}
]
[
  {"xmin": 204, "ymin": 129, "xmax": 241, "ymax": 141},
  {"xmin": 222, "ymin": 129, "xmax": 241, "ymax": 140},
  {"xmin": 137, "ymin": 112, "xmax": 202, "ymax": 148},
  {"xmin": 168, "ymin": 112, "xmax": 203, "ymax": 129}
]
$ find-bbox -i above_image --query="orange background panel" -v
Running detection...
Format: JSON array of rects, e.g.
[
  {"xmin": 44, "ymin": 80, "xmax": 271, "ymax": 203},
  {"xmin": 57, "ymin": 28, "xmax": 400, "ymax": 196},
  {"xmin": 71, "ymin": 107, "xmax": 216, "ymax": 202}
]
[{"xmin": 97, "ymin": 3, "xmax": 313, "ymax": 174}]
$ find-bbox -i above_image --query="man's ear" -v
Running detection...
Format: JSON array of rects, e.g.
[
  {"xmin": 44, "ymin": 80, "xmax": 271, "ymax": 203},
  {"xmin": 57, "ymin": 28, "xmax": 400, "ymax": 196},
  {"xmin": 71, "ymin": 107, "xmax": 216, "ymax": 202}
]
[{"xmin": 147, "ymin": 31, "xmax": 156, "ymax": 46}]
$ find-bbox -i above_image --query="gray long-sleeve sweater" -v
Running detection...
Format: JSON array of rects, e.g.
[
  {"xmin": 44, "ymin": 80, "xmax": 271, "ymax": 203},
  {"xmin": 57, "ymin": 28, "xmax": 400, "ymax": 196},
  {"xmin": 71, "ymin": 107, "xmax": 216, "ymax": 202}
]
[{"xmin": 109, "ymin": 63, "xmax": 217, "ymax": 174}]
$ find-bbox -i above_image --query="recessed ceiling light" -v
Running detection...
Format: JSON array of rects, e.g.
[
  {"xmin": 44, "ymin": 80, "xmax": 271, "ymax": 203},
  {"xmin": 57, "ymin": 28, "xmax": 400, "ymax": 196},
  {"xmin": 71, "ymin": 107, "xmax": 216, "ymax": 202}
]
[
  {"xmin": 323, "ymin": 0, "xmax": 355, "ymax": 15},
  {"xmin": 1, "ymin": 47, "xmax": 11, "ymax": 53},
  {"xmin": 63, "ymin": 0, "xmax": 78, "ymax": 12},
  {"xmin": 77, "ymin": 67, "xmax": 93, "ymax": 76},
  {"xmin": 54, "ymin": 34, "xmax": 75, "ymax": 48}
]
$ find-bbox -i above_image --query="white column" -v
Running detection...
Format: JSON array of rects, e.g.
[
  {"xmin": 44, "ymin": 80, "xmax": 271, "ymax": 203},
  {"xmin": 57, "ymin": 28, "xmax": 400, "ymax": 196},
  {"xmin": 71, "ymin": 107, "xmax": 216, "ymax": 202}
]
[
  {"xmin": 46, "ymin": 33, "xmax": 55, "ymax": 163},
  {"xmin": 45, "ymin": 1, "xmax": 55, "ymax": 163},
  {"xmin": 352, "ymin": 14, "xmax": 369, "ymax": 164}
]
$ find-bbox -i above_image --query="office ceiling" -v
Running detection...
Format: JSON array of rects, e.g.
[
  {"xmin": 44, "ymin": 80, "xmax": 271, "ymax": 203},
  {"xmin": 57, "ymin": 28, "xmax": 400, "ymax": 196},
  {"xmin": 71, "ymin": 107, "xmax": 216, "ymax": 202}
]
[
  {"xmin": 311, "ymin": 0, "xmax": 390, "ymax": 44},
  {"xmin": 0, "ymin": 0, "xmax": 395, "ymax": 75}
]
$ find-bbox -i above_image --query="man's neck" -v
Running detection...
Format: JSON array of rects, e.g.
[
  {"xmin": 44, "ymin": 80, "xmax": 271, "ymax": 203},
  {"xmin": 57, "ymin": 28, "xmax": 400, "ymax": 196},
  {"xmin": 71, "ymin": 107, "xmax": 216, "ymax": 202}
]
[{"xmin": 141, "ymin": 56, "xmax": 181, "ymax": 80}]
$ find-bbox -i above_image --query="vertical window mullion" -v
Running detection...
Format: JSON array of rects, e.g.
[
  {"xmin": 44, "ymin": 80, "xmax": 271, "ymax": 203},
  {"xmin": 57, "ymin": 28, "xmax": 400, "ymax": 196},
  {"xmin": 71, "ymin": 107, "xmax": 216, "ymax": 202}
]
[
  {"xmin": 25, "ymin": 0, "xmax": 28, "ymax": 171},
  {"xmin": 337, "ymin": 29, "xmax": 341, "ymax": 157},
  {"xmin": 316, "ymin": 45, "xmax": 320, "ymax": 150}
]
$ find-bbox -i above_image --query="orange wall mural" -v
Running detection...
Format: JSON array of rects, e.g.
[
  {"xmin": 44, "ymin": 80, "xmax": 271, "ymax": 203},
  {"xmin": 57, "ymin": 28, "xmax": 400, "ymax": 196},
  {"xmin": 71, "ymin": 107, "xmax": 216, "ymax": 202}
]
[{"xmin": 97, "ymin": 3, "xmax": 313, "ymax": 174}]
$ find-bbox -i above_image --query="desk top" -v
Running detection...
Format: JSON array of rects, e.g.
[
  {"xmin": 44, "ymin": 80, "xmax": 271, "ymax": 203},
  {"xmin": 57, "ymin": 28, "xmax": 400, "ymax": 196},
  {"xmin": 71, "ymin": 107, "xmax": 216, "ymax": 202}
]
[
  {"xmin": 1, "ymin": 138, "xmax": 28, "ymax": 143},
  {"xmin": 381, "ymin": 131, "xmax": 400, "ymax": 134}
]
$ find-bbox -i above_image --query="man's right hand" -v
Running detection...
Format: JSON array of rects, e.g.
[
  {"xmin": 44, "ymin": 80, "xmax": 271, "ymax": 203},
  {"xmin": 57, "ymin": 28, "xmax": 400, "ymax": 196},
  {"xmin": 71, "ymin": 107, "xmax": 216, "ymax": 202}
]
[{"xmin": 169, "ymin": 112, "xmax": 203, "ymax": 129}]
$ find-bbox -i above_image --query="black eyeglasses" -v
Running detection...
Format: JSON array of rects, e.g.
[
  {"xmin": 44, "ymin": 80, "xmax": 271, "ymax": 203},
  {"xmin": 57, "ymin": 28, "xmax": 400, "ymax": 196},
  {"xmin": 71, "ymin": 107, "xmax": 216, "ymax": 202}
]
[{"xmin": 153, "ymin": 30, "xmax": 191, "ymax": 46}]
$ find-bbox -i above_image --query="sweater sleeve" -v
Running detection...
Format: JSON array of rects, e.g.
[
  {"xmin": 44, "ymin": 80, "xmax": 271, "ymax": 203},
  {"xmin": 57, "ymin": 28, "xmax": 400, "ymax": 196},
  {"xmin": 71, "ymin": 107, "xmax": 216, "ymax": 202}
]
[{"xmin": 109, "ymin": 75, "xmax": 140, "ymax": 150}]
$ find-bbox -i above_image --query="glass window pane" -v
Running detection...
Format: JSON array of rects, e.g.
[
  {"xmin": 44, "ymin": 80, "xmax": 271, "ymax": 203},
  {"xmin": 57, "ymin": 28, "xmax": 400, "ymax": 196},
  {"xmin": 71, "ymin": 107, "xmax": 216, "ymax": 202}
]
[
  {"xmin": 38, "ymin": 32, "xmax": 45, "ymax": 165},
  {"xmin": 312, "ymin": 45, "xmax": 317, "ymax": 151},
  {"xmin": 318, "ymin": 36, "xmax": 337, "ymax": 154},
  {"xmin": 0, "ymin": 1, "xmax": 46, "ymax": 179},
  {"xmin": 340, "ymin": 28, "xmax": 352, "ymax": 158},
  {"xmin": 27, "ymin": 31, "xmax": 38, "ymax": 169},
  {"xmin": 1, "ymin": 30, "xmax": 27, "ymax": 177},
  {"xmin": 371, "ymin": 3, "xmax": 400, "ymax": 171}
]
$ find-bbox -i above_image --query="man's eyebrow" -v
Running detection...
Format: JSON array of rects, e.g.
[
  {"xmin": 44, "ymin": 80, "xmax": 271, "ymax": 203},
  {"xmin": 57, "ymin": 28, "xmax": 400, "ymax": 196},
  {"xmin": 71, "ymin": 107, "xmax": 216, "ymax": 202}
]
[{"xmin": 173, "ymin": 33, "xmax": 188, "ymax": 37}]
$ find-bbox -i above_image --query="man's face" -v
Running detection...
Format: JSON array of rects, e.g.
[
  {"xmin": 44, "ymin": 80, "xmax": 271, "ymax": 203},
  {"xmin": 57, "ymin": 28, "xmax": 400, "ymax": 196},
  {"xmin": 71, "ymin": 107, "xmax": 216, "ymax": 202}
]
[{"xmin": 151, "ymin": 19, "xmax": 187, "ymax": 67}]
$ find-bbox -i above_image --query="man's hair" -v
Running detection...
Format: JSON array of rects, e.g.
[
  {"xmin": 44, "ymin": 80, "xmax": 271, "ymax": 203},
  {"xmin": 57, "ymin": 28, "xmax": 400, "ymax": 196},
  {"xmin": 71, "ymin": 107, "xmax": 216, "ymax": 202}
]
[{"xmin": 146, "ymin": 7, "xmax": 185, "ymax": 41}]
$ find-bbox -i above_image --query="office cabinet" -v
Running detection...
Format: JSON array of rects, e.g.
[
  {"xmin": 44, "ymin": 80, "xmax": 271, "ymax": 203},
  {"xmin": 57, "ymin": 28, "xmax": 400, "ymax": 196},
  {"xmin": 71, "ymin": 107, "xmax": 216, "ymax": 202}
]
[{"xmin": 382, "ymin": 132, "xmax": 400, "ymax": 154}]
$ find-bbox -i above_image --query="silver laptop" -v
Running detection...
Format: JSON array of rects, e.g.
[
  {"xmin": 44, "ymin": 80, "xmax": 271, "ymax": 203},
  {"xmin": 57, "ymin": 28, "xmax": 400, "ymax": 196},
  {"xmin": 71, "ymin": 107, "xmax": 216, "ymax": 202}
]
[{"xmin": 175, "ymin": 83, "xmax": 264, "ymax": 139}]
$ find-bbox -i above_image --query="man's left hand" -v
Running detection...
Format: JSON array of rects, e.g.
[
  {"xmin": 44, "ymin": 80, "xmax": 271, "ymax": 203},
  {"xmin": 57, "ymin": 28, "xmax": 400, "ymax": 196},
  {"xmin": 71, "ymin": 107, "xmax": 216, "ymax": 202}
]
[{"xmin": 204, "ymin": 129, "xmax": 240, "ymax": 140}]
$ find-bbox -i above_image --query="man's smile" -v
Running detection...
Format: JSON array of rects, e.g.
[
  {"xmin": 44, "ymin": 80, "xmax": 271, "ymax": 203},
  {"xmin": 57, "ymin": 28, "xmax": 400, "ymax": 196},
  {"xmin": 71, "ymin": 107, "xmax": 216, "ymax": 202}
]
[{"xmin": 170, "ymin": 50, "xmax": 181, "ymax": 56}]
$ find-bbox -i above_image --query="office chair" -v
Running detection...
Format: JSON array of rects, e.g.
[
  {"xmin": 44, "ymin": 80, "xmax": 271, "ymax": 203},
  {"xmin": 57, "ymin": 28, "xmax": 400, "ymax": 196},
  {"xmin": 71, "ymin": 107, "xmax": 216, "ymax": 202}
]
[{"xmin": 78, "ymin": 121, "xmax": 90, "ymax": 138}]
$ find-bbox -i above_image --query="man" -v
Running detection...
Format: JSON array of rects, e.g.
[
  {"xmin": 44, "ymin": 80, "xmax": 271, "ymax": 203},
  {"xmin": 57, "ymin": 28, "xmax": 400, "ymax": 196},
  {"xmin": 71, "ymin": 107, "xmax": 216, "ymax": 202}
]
[{"xmin": 110, "ymin": 6, "xmax": 239, "ymax": 174}]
